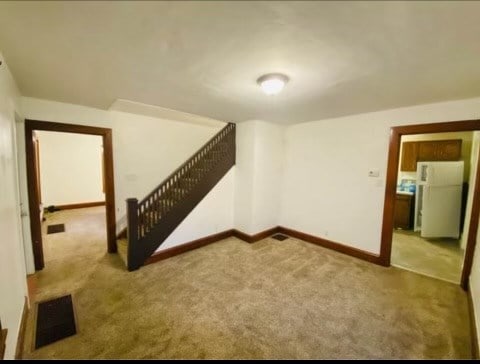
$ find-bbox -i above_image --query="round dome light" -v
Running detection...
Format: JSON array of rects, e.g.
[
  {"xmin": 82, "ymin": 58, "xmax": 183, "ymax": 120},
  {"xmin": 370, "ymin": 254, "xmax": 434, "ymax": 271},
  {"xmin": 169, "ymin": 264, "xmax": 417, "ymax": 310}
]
[{"xmin": 257, "ymin": 73, "xmax": 289, "ymax": 95}]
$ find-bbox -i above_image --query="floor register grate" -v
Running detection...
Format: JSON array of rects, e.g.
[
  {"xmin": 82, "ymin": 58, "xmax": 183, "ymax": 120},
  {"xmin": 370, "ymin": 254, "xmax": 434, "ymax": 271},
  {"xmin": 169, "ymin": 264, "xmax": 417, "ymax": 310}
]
[
  {"xmin": 34, "ymin": 294, "xmax": 77, "ymax": 349},
  {"xmin": 47, "ymin": 223, "xmax": 65, "ymax": 234}
]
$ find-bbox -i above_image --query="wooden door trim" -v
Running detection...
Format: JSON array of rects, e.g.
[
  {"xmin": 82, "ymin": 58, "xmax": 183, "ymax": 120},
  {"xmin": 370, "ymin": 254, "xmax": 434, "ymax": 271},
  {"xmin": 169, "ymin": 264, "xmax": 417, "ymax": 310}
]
[
  {"xmin": 25, "ymin": 119, "xmax": 116, "ymax": 270},
  {"xmin": 380, "ymin": 119, "xmax": 480, "ymax": 290},
  {"xmin": 33, "ymin": 132, "xmax": 42, "ymax": 203}
]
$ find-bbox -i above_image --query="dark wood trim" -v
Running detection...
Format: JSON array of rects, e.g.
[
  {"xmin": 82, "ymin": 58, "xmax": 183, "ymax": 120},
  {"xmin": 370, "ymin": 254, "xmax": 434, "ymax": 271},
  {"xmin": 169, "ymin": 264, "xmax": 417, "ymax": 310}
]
[
  {"xmin": 0, "ymin": 328, "xmax": 7, "ymax": 360},
  {"xmin": 380, "ymin": 119, "xmax": 480, "ymax": 289},
  {"xmin": 25, "ymin": 124, "xmax": 44, "ymax": 269},
  {"xmin": 145, "ymin": 229, "xmax": 234, "ymax": 265},
  {"xmin": 379, "ymin": 127, "xmax": 401, "ymax": 266},
  {"xmin": 389, "ymin": 119, "xmax": 480, "ymax": 135},
  {"xmin": 33, "ymin": 133, "xmax": 42, "ymax": 204},
  {"xmin": 15, "ymin": 297, "xmax": 28, "ymax": 360},
  {"xmin": 468, "ymin": 285, "xmax": 479, "ymax": 359},
  {"xmin": 462, "ymin": 154, "xmax": 480, "ymax": 289},
  {"xmin": 25, "ymin": 119, "xmax": 113, "ymax": 135},
  {"xmin": 103, "ymin": 127, "xmax": 117, "ymax": 253},
  {"xmin": 25, "ymin": 119, "xmax": 117, "ymax": 271},
  {"xmin": 51, "ymin": 201, "xmax": 106, "ymax": 211},
  {"xmin": 278, "ymin": 226, "xmax": 382, "ymax": 264},
  {"xmin": 144, "ymin": 225, "xmax": 382, "ymax": 267},
  {"xmin": 232, "ymin": 227, "xmax": 280, "ymax": 243}
]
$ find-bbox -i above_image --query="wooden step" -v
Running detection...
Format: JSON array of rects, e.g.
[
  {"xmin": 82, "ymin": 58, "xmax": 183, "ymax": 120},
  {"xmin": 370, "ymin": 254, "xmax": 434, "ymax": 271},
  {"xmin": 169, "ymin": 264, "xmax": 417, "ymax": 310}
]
[{"xmin": 117, "ymin": 238, "xmax": 128, "ymax": 268}]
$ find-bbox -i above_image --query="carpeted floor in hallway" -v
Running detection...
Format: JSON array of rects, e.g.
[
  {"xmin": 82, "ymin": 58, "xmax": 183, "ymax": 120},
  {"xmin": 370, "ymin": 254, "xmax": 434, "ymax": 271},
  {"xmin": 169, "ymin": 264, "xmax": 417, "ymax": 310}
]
[{"xmin": 24, "ymin": 207, "xmax": 472, "ymax": 359}]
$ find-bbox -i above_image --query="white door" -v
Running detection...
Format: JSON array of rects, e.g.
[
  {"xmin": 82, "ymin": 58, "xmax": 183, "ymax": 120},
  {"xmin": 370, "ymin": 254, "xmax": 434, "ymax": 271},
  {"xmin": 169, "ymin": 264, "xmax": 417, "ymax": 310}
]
[{"xmin": 421, "ymin": 185, "xmax": 462, "ymax": 238}]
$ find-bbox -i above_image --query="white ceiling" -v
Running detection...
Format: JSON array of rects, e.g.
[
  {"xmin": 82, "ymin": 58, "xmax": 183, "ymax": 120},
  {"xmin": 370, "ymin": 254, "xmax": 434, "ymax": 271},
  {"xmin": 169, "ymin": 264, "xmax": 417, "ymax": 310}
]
[{"xmin": 1, "ymin": 1, "xmax": 480, "ymax": 124}]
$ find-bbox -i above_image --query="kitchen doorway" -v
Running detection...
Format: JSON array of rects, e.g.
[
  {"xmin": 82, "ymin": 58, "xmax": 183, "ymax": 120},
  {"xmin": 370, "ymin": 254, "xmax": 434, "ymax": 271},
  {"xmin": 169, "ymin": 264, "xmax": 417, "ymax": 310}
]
[
  {"xmin": 391, "ymin": 132, "xmax": 474, "ymax": 284},
  {"xmin": 380, "ymin": 119, "xmax": 480, "ymax": 290}
]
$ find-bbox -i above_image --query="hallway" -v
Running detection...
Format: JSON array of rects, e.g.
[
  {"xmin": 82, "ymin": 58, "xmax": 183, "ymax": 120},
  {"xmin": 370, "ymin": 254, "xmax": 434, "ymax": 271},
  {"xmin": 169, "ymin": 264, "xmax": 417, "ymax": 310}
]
[{"xmin": 34, "ymin": 206, "xmax": 107, "ymax": 302}]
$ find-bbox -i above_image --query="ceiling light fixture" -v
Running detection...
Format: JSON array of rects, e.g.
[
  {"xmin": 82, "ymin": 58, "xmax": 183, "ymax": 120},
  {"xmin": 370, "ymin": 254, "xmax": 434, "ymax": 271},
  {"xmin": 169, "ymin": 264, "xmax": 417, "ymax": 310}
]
[{"xmin": 257, "ymin": 73, "xmax": 289, "ymax": 95}]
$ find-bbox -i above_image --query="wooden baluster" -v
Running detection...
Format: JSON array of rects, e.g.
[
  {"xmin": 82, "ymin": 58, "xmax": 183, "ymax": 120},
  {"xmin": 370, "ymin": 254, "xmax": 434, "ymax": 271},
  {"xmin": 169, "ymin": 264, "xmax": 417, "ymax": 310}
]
[
  {"xmin": 144, "ymin": 200, "xmax": 148, "ymax": 233},
  {"xmin": 138, "ymin": 204, "xmax": 143, "ymax": 238},
  {"xmin": 148, "ymin": 197, "xmax": 152, "ymax": 230},
  {"xmin": 147, "ymin": 199, "xmax": 151, "ymax": 232},
  {"xmin": 152, "ymin": 192, "xmax": 156, "ymax": 224},
  {"xmin": 155, "ymin": 191, "xmax": 159, "ymax": 222},
  {"xmin": 150, "ymin": 196, "xmax": 154, "ymax": 226},
  {"xmin": 173, "ymin": 176, "xmax": 177, "ymax": 201},
  {"xmin": 167, "ymin": 181, "xmax": 172, "ymax": 208},
  {"xmin": 162, "ymin": 186, "xmax": 166, "ymax": 216}
]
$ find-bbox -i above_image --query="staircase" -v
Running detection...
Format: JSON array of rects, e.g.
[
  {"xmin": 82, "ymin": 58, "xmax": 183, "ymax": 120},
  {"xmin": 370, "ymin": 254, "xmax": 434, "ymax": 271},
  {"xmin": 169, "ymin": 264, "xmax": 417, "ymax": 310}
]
[{"xmin": 117, "ymin": 123, "xmax": 236, "ymax": 271}]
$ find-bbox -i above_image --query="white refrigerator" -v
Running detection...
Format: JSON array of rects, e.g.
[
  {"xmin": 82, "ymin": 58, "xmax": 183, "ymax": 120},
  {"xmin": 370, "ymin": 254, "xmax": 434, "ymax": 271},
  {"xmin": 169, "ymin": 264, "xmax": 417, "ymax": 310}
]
[{"xmin": 414, "ymin": 161, "xmax": 464, "ymax": 239}]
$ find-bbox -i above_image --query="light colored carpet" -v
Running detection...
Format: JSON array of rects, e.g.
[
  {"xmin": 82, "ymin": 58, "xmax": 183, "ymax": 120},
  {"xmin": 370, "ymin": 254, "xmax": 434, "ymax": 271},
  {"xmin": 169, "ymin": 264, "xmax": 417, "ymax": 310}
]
[
  {"xmin": 391, "ymin": 229, "xmax": 464, "ymax": 284},
  {"xmin": 24, "ymin": 207, "xmax": 471, "ymax": 359}
]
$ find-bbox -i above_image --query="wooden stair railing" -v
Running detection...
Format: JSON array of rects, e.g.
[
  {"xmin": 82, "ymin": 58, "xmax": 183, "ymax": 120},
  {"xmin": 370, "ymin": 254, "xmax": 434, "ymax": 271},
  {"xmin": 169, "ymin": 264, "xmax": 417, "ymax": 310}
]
[{"xmin": 122, "ymin": 123, "xmax": 236, "ymax": 271}]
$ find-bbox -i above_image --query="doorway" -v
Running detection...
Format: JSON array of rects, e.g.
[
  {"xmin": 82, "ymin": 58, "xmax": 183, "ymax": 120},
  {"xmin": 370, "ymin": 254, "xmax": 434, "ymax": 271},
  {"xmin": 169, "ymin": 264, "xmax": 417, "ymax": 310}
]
[
  {"xmin": 380, "ymin": 119, "xmax": 480, "ymax": 290},
  {"xmin": 25, "ymin": 120, "xmax": 116, "ymax": 270},
  {"xmin": 391, "ymin": 131, "xmax": 474, "ymax": 283}
]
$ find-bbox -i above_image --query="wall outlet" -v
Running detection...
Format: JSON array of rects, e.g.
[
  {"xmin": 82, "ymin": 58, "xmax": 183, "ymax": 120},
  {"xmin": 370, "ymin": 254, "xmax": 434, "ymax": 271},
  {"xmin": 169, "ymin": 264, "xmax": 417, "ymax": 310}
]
[{"xmin": 368, "ymin": 169, "xmax": 379, "ymax": 177}]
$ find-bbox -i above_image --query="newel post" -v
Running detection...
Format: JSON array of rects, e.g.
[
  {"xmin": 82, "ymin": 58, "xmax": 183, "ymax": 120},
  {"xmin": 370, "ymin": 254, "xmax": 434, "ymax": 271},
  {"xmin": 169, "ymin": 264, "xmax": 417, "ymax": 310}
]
[{"xmin": 126, "ymin": 198, "xmax": 141, "ymax": 271}]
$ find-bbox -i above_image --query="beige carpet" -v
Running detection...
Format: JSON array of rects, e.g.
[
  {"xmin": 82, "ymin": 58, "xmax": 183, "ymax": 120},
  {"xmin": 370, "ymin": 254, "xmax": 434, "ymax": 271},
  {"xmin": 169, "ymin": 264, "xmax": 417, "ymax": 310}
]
[
  {"xmin": 24, "ymin": 207, "xmax": 472, "ymax": 359},
  {"xmin": 391, "ymin": 229, "xmax": 464, "ymax": 284}
]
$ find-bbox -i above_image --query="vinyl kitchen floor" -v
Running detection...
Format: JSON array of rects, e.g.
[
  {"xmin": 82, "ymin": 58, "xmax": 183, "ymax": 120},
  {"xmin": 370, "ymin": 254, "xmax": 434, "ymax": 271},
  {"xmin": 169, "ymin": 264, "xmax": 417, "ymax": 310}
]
[{"xmin": 391, "ymin": 229, "xmax": 464, "ymax": 284}]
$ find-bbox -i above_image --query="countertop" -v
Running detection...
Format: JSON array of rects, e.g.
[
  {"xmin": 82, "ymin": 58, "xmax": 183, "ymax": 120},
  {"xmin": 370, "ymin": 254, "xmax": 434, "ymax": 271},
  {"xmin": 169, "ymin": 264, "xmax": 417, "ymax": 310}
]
[{"xmin": 396, "ymin": 190, "xmax": 414, "ymax": 196}]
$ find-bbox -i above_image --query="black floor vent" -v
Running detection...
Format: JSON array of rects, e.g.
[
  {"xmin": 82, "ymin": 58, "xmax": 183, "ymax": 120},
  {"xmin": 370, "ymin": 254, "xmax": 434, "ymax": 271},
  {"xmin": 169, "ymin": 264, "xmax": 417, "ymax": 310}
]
[
  {"xmin": 47, "ymin": 223, "xmax": 65, "ymax": 234},
  {"xmin": 35, "ymin": 294, "xmax": 77, "ymax": 349},
  {"xmin": 272, "ymin": 234, "xmax": 289, "ymax": 241}
]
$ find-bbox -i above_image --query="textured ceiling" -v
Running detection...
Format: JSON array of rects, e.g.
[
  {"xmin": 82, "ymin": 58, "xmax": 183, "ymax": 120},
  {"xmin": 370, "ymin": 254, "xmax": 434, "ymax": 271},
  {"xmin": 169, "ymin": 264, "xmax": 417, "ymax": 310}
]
[{"xmin": 0, "ymin": 1, "xmax": 480, "ymax": 124}]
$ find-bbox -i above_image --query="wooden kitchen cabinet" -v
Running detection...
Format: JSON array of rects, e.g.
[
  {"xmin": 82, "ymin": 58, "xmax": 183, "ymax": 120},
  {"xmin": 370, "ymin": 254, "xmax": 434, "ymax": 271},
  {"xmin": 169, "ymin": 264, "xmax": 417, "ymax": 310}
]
[
  {"xmin": 394, "ymin": 193, "xmax": 414, "ymax": 230},
  {"xmin": 417, "ymin": 139, "xmax": 462, "ymax": 162},
  {"xmin": 400, "ymin": 142, "xmax": 418, "ymax": 172},
  {"xmin": 400, "ymin": 139, "xmax": 462, "ymax": 171}
]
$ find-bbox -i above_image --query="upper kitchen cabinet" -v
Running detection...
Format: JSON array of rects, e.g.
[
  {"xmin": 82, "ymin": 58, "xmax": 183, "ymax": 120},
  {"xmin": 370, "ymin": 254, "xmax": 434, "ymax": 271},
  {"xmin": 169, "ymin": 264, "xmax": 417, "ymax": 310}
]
[
  {"xmin": 400, "ymin": 142, "xmax": 418, "ymax": 171},
  {"xmin": 400, "ymin": 139, "xmax": 462, "ymax": 171},
  {"xmin": 417, "ymin": 139, "xmax": 462, "ymax": 161}
]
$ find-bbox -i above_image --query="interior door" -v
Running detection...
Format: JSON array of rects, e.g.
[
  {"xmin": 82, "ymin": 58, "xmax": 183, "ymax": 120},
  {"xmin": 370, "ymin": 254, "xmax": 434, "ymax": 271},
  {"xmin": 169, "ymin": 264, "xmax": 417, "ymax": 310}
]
[{"xmin": 28, "ymin": 131, "xmax": 45, "ymax": 270}]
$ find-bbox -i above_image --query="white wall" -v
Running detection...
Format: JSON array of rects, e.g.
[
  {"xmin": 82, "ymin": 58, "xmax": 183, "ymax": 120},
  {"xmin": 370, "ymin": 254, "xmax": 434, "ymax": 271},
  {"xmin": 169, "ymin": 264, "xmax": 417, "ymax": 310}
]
[
  {"xmin": 234, "ymin": 120, "xmax": 284, "ymax": 234},
  {"xmin": 21, "ymin": 97, "xmax": 225, "ymax": 231},
  {"xmin": 0, "ymin": 54, "xmax": 28, "ymax": 359},
  {"xmin": 37, "ymin": 131, "xmax": 104, "ymax": 206},
  {"xmin": 234, "ymin": 121, "xmax": 257, "ymax": 234},
  {"xmin": 159, "ymin": 169, "xmax": 235, "ymax": 251},
  {"xmin": 281, "ymin": 97, "xmax": 480, "ymax": 254},
  {"xmin": 14, "ymin": 112, "xmax": 35, "ymax": 275},
  {"xmin": 251, "ymin": 121, "xmax": 284, "ymax": 232},
  {"xmin": 398, "ymin": 131, "xmax": 473, "ymax": 184}
]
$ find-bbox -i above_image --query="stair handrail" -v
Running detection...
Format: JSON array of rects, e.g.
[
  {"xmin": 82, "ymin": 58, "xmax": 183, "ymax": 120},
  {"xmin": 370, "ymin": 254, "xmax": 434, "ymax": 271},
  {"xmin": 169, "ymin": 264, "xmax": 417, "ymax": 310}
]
[
  {"xmin": 125, "ymin": 122, "xmax": 236, "ymax": 271},
  {"xmin": 138, "ymin": 123, "xmax": 235, "ymax": 206}
]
